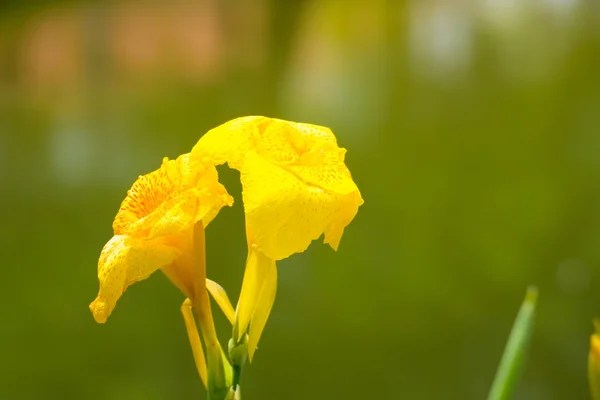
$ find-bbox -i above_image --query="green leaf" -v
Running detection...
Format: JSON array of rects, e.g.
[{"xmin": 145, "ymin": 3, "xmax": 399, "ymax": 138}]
[{"xmin": 487, "ymin": 286, "xmax": 538, "ymax": 400}]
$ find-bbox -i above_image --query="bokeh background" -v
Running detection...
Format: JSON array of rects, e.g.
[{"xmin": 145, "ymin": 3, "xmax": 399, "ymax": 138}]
[{"xmin": 1, "ymin": 0, "xmax": 600, "ymax": 399}]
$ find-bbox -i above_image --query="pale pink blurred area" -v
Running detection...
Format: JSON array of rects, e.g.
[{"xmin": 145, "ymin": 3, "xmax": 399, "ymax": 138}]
[
  {"xmin": 20, "ymin": 7, "xmax": 84, "ymax": 90},
  {"xmin": 3, "ymin": 0, "xmax": 272, "ymax": 97},
  {"xmin": 110, "ymin": 0, "xmax": 225, "ymax": 83},
  {"xmin": 1, "ymin": 0, "xmax": 591, "ymax": 106}
]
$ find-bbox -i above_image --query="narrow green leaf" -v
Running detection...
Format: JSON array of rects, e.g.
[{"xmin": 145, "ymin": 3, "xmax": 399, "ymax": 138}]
[{"xmin": 487, "ymin": 286, "xmax": 538, "ymax": 400}]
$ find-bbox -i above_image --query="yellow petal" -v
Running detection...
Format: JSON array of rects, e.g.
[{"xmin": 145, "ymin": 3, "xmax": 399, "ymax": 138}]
[
  {"xmin": 288, "ymin": 164, "xmax": 359, "ymax": 195},
  {"xmin": 184, "ymin": 155, "xmax": 234, "ymax": 226},
  {"xmin": 262, "ymin": 120, "xmax": 361, "ymax": 196},
  {"xmin": 247, "ymin": 258, "xmax": 277, "ymax": 362},
  {"xmin": 113, "ymin": 154, "xmax": 232, "ymax": 238},
  {"xmin": 241, "ymin": 150, "xmax": 361, "ymax": 260},
  {"xmin": 193, "ymin": 117, "xmax": 353, "ymax": 181},
  {"xmin": 181, "ymin": 298, "xmax": 208, "ymax": 388},
  {"xmin": 285, "ymin": 120, "xmax": 339, "ymax": 147},
  {"xmin": 192, "ymin": 117, "xmax": 362, "ymax": 258},
  {"xmin": 192, "ymin": 116, "xmax": 272, "ymax": 170},
  {"xmin": 112, "ymin": 158, "xmax": 180, "ymax": 235},
  {"xmin": 323, "ymin": 190, "xmax": 364, "ymax": 251},
  {"xmin": 161, "ymin": 260, "xmax": 194, "ymax": 299},
  {"xmin": 90, "ymin": 235, "xmax": 181, "ymax": 323},
  {"xmin": 147, "ymin": 189, "xmax": 200, "ymax": 238},
  {"xmin": 96, "ymin": 153, "xmax": 233, "ymax": 312},
  {"xmin": 252, "ymin": 119, "xmax": 305, "ymax": 165},
  {"xmin": 206, "ymin": 278, "xmax": 235, "ymax": 325},
  {"xmin": 234, "ymin": 248, "xmax": 275, "ymax": 341},
  {"xmin": 147, "ymin": 186, "xmax": 231, "ymax": 240}
]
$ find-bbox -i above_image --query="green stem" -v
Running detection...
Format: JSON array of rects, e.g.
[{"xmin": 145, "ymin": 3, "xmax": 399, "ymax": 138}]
[
  {"xmin": 487, "ymin": 286, "xmax": 538, "ymax": 400},
  {"xmin": 228, "ymin": 336, "xmax": 248, "ymax": 391}
]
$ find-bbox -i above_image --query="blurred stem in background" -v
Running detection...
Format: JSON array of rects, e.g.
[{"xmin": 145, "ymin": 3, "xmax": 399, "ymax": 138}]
[
  {"xmin": 487, "ymin": 287, "xmax": 538, "ymax": 400},
  {"xmin": 263, "ymin": 0, "xmax": 307, "ymax": 109}
]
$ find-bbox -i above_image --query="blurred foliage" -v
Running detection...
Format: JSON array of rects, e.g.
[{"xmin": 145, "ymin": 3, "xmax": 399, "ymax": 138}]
[{"xmin": 1, "ymin": 1, "xmax": 600, "ymax": 399}]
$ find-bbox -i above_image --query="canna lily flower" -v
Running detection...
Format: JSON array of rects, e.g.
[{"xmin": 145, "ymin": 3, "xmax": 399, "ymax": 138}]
[
  {"xmin": 89, "ymin": 153, "xmax": 235, "ymax": 392},
  {"xmin": 590, "ymin": 319, "xmax": 600, "ymax": 400},
  {"xmin": 192, "ymin": 116, "xmax": 364, "ymax": 361}
]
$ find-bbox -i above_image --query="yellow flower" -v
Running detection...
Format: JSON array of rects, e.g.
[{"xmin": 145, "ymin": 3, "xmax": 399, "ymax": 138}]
[
  {"xmin": 89, "ymin": 153, "xmax": 235, "ymax": 389},
  {"xmin": 192, "ymin": 116, "xmax": 364, "ymax": 360},
  {"xmin": 90, "ymin": 153, "xmax": 232, "ymax": 322},
  {"xmin": 590, "ymin": 319, "xmax": 600, "ymax": 400}
]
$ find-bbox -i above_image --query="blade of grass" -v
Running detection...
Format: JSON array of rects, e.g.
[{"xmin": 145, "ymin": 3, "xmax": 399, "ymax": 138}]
[{"xmin": 487, "ymin": 286, "xmax": 538, "ymax": 400}]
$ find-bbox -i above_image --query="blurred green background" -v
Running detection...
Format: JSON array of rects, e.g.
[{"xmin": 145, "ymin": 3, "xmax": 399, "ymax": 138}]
[{"xmin": 1, "ymin": 0, "xmax": 599, "ymax": 399}]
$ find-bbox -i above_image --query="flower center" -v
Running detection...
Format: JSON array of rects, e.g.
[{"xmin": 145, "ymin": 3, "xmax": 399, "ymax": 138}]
[{"xmin": 113, "ymin": 158, "xmax": 180, "ymax": 234}]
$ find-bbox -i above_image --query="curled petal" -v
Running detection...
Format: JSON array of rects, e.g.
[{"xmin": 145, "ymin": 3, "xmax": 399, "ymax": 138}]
[
  {"xmin": 145, "ymin": 189, "xmax": 200, "ymax": 239},
  {"xmin": 89, "ymin": 235, "xmax": 181, "ymax": 323},
  {"xmin": 192, "ymin": 116, "xmax": 270, "ymax": 170},
  {"xmin": 112, "ymin": 160, "xmax": 179, "ymax": 235},
  {"xmin": 182, "ymin": 155, "xmax": 234, "ymax": 226},
  {"xmin": 193, "ymin": 117, "xmax": 351, "ymax": 175},
  {"xmin": 241, "ymin": 150, "xmax": 361, "ymax": 260},
  {"xmin": 323, "ymin": 190, "xmax": 364, "ymax": 251},
  {"xmin": 193, "ymin": 117, "xmax": 362, "ymax": 259},
  {"xmin": 113, "ymin": 154, "xmax": 232, "ymax": 238}
]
